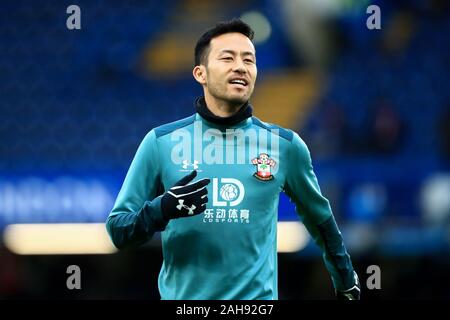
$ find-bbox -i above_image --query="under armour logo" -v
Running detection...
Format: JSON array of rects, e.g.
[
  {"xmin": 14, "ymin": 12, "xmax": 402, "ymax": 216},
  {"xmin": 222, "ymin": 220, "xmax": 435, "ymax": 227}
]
[
  {"xmin": 176, "ymin": 199, "xmax": 196, "ymax": 215},
  {"xmin": 182, "ymin": 160, "xmax": 199, "ymax": 170}
]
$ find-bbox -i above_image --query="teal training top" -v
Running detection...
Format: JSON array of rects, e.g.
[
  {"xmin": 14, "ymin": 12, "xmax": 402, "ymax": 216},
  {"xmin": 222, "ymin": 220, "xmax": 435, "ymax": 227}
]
[{"xmin": 106, "ymin": 112, "xmax": 354, "ymax": 300}]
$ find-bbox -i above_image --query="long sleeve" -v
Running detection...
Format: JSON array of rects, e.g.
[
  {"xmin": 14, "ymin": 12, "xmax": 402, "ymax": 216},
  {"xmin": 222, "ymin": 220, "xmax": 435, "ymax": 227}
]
[
  {"xmin": 106, "ymin": 130, "xmax": 168, "ymax": 249},
  {"xmin": 283, "ymin": 132, "xmax": 355, "ymax": 291}
]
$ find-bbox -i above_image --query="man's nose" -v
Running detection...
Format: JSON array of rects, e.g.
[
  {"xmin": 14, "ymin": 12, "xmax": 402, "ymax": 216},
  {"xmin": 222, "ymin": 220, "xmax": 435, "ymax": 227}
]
[{"xmin": 232, "ymin": 59, "xmax": 246, "ymax": 73}]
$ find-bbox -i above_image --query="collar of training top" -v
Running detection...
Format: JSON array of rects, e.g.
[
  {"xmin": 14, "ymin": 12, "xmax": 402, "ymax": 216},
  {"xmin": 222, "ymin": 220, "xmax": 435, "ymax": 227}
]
[{"xmin": 195, "ymin": 96, "xmax": 253, "ymax": 126}]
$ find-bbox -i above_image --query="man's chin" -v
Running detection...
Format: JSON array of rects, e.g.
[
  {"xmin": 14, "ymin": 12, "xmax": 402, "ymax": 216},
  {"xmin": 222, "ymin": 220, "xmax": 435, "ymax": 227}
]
[{"xmin": 226, "ymin": 94, "xmax": 249, "ymax": 106}]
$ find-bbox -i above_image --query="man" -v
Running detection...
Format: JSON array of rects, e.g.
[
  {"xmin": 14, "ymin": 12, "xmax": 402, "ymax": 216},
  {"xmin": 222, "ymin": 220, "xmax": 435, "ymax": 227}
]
[{"xmin": 106, "ymin": 19, "xmax": 360, "ymax": 300}]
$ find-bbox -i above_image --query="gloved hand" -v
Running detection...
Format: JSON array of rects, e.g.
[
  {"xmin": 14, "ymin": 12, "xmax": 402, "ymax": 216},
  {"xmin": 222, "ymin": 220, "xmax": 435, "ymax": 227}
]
[
  {"xmin": 336, "ymin": 271, "xmax": 361, "ymax": 300},
  {"xmin": 161, "ymin": 170, "xmax": 210, "ymax": 220}
]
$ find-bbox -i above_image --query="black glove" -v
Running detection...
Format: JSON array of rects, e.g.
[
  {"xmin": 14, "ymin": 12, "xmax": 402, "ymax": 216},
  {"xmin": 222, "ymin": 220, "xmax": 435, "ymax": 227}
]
[
  {"xmin": 336, "ymin": 271, "xmax": 361, "ymax": 300},
  {"xmin": 161, "ymin": 170, "xmax": 210, "ymax": 220}
]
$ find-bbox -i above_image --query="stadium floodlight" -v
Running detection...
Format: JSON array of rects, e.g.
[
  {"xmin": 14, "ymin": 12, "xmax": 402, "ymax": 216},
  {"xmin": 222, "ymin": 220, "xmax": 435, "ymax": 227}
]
[
  {"xmin": 3, "ymin": 223, "xmax": 117, "ymax": 255},
  {"xmin": 277, "ymin": 222, "xmax": 310, "ymax": 253}
]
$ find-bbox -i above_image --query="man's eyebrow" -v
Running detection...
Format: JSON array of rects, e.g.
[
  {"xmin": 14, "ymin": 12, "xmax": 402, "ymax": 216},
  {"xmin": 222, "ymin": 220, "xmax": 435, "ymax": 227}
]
[{"xmin": 219, "ymin": 49, "xmax": 256, "ymax": 57}]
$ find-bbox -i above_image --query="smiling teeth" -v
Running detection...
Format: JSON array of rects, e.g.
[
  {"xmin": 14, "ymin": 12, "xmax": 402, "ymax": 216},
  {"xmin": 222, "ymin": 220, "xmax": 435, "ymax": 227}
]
[{"xmin": 231, "ymin": 80, "xmax": 246, "ymax": 85}]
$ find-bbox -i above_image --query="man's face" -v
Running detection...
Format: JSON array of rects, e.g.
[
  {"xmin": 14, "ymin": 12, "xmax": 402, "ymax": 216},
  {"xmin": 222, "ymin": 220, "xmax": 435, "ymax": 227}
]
[{"xmin": 202, "ymin": 32, "xmax": 257, "ymax": 106}]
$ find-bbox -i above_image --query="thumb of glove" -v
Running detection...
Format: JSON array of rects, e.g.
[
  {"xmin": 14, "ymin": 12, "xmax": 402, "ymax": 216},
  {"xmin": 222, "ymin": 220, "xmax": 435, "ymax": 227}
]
[{"xmin": 173, "ymin": 170, "xmax": 197, "ymax": 187}]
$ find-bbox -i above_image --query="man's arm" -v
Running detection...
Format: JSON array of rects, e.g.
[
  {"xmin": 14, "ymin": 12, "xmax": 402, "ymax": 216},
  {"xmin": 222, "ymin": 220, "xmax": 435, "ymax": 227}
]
[
  {"xmin": 106, "ymin": 130, "xmax": 167, "ymax": 249},
  {"xmin": 283, "ymin": 132, "xmax": 359, "ymax": 297}
]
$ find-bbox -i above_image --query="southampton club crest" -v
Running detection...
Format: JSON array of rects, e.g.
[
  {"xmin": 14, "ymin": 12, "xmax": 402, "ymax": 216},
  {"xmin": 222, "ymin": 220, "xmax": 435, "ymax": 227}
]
[{"xmin": 251, "ymin": 153, "xmax": 276, "ymax": 181}]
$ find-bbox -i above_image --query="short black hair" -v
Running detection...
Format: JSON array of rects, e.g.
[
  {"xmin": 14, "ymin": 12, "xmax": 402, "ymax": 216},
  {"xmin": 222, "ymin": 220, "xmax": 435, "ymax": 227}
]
[{"xmin": 194, "ymin": 18, "xmax": 254, "ymax": 66}]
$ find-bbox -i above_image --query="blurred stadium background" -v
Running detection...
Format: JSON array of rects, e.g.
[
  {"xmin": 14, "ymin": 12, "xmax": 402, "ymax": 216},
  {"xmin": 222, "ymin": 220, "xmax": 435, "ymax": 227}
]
[{"xmin": 1, "ymin": 0, "xmax": 449, "ymax": 299}]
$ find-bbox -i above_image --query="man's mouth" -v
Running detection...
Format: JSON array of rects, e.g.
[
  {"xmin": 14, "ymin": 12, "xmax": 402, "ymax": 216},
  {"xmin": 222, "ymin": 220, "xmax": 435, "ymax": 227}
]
[{"xmin": 229, "ymin": 78, "xmax": 248, "ymax": 87}]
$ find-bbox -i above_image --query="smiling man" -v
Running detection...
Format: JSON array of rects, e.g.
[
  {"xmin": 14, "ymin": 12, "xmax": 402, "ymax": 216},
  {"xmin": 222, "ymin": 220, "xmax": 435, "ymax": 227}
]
[
  {"xmin": 192, "ymin": 28, "xmax": 257, "ymax": 117},
  {"xmin": 106, "ymin": 19, "xmax": 360, "ymax": 300}
]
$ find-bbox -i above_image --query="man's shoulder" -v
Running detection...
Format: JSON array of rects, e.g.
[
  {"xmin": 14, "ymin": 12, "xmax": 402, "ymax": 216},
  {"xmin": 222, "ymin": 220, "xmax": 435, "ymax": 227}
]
[
  {"xmin": 251, "ymin": 116, "xmax": 294, "ymax": 142},
  {"xmin": 153, "ymin": 114, "xmax": 197, "ymax": 138}
]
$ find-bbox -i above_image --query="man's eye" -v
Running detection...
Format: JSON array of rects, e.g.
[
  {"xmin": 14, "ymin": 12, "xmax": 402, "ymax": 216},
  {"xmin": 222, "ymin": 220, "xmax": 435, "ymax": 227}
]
[
  {"xmin": 222, "ymin": 57, "xmax": 233, "ymax": 61},
  {"xmin": 245, "ymin": 59, "xmax": 254, "ymax": 63}
]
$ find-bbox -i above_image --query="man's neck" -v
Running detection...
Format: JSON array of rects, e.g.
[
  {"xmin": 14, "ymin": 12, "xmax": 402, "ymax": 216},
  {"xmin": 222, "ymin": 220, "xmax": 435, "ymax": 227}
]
[
  {"xmin": 195, "ymin": 96, "xmax": 253, "ymax": 126},
  {"xmin": 204, "ymin": 94, "xmax": 244, "ymax": 117}
]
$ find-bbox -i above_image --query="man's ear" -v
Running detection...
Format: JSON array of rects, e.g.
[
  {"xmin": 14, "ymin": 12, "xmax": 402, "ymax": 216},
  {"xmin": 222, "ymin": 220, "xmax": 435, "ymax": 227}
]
[{"xmin": 193, "ymin": 65, "xmax": 206, "ymax": 85}]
